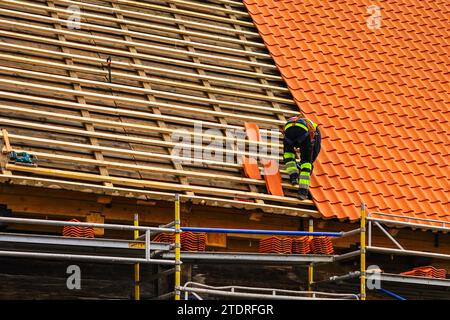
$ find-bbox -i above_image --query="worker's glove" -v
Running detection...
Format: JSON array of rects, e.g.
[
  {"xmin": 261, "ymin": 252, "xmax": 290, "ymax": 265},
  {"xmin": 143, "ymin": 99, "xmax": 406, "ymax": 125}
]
[{"xmin": 289, "ymin": 173, "xmax": 299, "ymax": 185}]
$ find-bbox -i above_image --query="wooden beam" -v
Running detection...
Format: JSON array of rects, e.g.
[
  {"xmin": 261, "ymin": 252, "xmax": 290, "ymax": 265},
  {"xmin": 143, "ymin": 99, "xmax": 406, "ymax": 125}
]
[
  {"xmin": 86, "ymin": 211, "xmax": 105, "ymax": 236},
  {"xmin": 0, "ymin": 8, "xmax": 264, "ymax": 59},
  {"xmin": 0, "ymin": 78, "xmax": 285, "ymax": 126},
  {"xmin": 169, "ymin": 2, "xmax": 266, "ymax": 210},
  {"xmin": 206, "ymin": 233, "xmax": 227, "ymax": 248},
  {"xmin": 157, "ymin": 0, "xmax": 249, "ymax": 17},
  {"xmin": 0, "ymin": 90, "xmax": 282, "ymax": 132},
  {"xmin": 110, "ymin": 2, "xmax": 193, "ymax": 198},
  {"xmin": 0, "ymin": 42, "xmax": 284, "ymax": 89},
  {"xmin": 223, "ymin": 2, "xmax": 292, "ymax": 214},
  {"xmin": 0, "ymin": 174, "xmax": 318, "ymax": 217},
  {"xmin": 0, "ymin": 117, "xmax": 281, "ymax": 161},
  {"xmin": 1, "ymin": 19, "xmax": 273, "ymax": 70},
  {"xmin": 7, "ymin": 0, "xmax": 259, "ymax": 38},
  {"xmin": 0, "ymin": 53, "xmax": 289, "ymax": 104},
  {"xmin": 0, "ymin": 30, "xmax": 276, "ymax": 80},
  {"xmin": 3, "ymin": 0, "xmax": 261, "ymax": 48},
  {"xmin": 210, "ymin": 0, "xmax": 244, "ymax": 7},
  {"xmin": 0, "ymin": 184, "xmax": 308, "ymax": 230},
  {"xmin": 5, "ymin": 164, "xmax": 312, "ymax": 206},
  {"xmin": 0, "ymin": 104, "xmax": 282, "ymax": 149},
  {"xmin": 89, "ymin": 0, "xmax": 255, "ymax": 27},
  {"xmin": 0, "ymin": 129, "xmax": 11, "ymax": 175},
  {"xmin": 46, "ymin": 0, "xmax": 112, "ymax": 188},
  {"xmin": 249, "ymin": 212, "xmax": 265, "ymax": 221},
  {"xmin": 0, "ymin": 129, "xmax": 11, "ymax": 153},
  {"xmin": 96, "ymin": 196, "xmax": 112, "ymax": 205},
  {"xmin": 2, "ymin": 132, "xmax": 242, "ymax": 169},
  {"xmin": 0, "ymin": 65, "xmax": 296, "ymax": 112}
]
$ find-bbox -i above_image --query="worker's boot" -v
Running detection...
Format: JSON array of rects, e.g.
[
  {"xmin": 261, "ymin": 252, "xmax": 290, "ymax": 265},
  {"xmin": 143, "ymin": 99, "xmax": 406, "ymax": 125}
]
[
  {"xmin": 289, "ymin": 173, "xmax": 299, "ymax": 185},
  {"xmin": 298, "ymin": 188, "xmax": 308, "ymax": 200}
]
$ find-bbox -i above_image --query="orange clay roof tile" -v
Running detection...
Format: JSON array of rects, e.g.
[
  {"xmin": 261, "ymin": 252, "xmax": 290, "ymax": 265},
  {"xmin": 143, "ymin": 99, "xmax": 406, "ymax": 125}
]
[{"xmin": 245, "ymin": 0, "xmax": 449, "ymax": 222}]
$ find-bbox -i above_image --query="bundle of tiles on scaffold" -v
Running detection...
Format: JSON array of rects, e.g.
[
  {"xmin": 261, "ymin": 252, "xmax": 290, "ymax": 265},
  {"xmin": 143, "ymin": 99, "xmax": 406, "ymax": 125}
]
[
  {"xmin": 401, "ymin": 266, "xmax": 447, "ymax": 279},
  {"xmin": 291, "ymin": 236, "xmax": 312, "ymax": 254},
  {"xmin": 153, "ymin": 232, "xmax": 206, "ymax": 251},
  {"xmin": 152, "ymin": 233, "xmax": 175, "ymax": 243},
  {"xmin": 62, "ymin": 219, "xmax": 94, "ymax": 238},
  {"xmin": 181, "ymin": 231, "xmax": 206, "ymax": 252},
  {"xmin": 259, "ymin": 236, "xmax": 293, "ymax": 254},
  {"xmin": 310, "ymin": 237, "xmax": 334, "ymax": 255}
]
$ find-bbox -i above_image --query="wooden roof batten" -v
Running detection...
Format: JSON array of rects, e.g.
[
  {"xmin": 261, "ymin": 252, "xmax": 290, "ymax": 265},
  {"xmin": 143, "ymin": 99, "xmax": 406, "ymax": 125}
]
[{"xmin": 0, "ymin": 0, "xmax": 316, "ymax": 217}]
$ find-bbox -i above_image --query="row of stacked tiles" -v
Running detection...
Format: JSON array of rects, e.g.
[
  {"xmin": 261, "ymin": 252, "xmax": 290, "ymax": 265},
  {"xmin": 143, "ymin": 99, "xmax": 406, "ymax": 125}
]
[
  {"xmin": 400, "ymin": 265, "xmax": 447, "ymax": 279},
  {"xmin": 259, "ymin": 236, "xmax": 334, "ymax": 255},
  {"xmin": 62, "ymin": 219, "xmax": 94, "ymax": 238},
  {"xmin": 153, "ymin": 232, "xmax": 206, "ymax": 252}
]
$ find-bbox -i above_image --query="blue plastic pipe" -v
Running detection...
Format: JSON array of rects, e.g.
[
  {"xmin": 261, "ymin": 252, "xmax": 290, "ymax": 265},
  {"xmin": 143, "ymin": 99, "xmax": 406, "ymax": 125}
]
[
  {"xmin": 180, "ymin": 227, "xmax": 342, "ymax": 237},
  {"xmin": 378, "ymin": 288, "xmax": 406, "ymax": 300}
]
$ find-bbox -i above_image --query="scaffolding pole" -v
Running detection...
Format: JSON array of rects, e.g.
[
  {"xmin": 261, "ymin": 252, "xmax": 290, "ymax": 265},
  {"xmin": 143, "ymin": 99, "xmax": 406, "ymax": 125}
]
[
  {"xmin": 134, "ymin": 213, "xmax": 140, "ymax": 301},
  {"xmin": 308, "ymin": 219, "xmax": 313, "ymax": 292},
  {"xmin": 174, "ymin": 194, "xmax": 181, "ymax": 300},
  {"xmin": 181, "ymin": 226, "xmax": 341, "ymax": 237},
  {"xmin": 360, "ymin": 202, "xmax": 366, "ymax": 301}
]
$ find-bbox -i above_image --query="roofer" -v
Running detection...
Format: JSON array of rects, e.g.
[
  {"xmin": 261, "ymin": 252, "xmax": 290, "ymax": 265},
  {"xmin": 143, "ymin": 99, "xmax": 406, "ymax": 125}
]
[{"xmin": 283, "ymin": 115, "xmax": 321, "ymax": 200}]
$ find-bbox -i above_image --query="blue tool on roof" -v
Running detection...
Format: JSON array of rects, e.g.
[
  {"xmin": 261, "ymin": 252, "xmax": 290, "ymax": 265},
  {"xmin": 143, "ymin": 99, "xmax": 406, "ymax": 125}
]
[{"xmin": 9, "ymin": 151, "xmax": 37, "ymax": 165}]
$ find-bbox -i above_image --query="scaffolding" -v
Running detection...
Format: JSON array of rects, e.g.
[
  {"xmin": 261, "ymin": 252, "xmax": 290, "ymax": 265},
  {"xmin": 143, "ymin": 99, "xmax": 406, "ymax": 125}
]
[
  {"xmin": 0, "ymin": 198, "xmax": 448, "ymax": 300},
  {"xmin": 166, "ymin": 201, "xmax": 450, "ymax": 300},
  {"xmin": 0, "ymin": 207, "xmax": 181, "ymax": 300},
  {"xmin": 180, "ymin": 282, "xmax": 359, "ymax": 300},
  {"xmin": 323, "ymin": 203, "xmax": 450, "ymax": 300}
]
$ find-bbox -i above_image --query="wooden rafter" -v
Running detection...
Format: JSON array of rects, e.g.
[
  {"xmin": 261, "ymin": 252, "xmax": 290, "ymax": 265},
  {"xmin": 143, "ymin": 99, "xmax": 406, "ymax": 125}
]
[{"xmin": 46, "ymin": 0, "xmax": 112, "ymax": 187}]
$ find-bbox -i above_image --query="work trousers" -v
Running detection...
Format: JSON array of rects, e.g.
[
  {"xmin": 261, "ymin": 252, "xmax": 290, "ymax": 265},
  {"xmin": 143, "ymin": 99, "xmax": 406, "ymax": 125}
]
[{"xmin": 283, "ymin": 126, "xmax": 321, "ymax": 191}]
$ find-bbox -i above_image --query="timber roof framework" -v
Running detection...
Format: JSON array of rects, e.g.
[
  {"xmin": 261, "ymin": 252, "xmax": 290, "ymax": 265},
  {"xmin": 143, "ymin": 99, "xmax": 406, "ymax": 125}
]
[{"xmin": 0, "ymin": 0, "xmax": 317, "ymax": 217}]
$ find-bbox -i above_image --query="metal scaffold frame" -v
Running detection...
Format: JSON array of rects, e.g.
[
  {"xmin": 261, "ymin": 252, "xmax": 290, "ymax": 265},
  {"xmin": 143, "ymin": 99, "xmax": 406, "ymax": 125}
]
[
  {"xmin": 0, "ymin": 198, "xmax": 182, "ymax": 300},
  {"xmin": 180, "ymin": 282, "xmax": 359, "ymax": 300},
  {"xmin": 330, "ymin": 203, "xmax": 450, "ymax": 300},
  {"xmin": 0, "ymin": 193, "xmax": 362, "ymax": 300},
  {"xmin": 0, "ymin": 197, "xmax": 448, "ymax": 300},
  {"xmin": 169, "ymin": 201, "xmax": 450, "ymax": 300}
]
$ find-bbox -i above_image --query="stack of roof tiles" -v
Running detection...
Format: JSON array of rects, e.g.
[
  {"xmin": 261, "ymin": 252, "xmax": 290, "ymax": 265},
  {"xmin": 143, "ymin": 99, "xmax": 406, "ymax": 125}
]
[
  {"xmin": 259, "ymin": 236, "xmax": 334, "ymax": 254},
  {"xmin": 153, "ymin": 232, "xmax": 206, "ymax": 252},
  {"xmin": 259, "ymin": 236, "xmax": 293, "ymax": 254},
  {"xmin": 152, "ymin": 233, "xmax": 175, "ymax": 243},
  {"xmin": 292, "ymin": 236, "xmax": 312, "ymax": 254},
  {"xmin": 244, "ymin": 0, "xmax": 449, "ymax": 223},
  {"xmin": 310, "ymin": 237, "xmax": 334, "ymax": 255},
  {"xmin": 181, "ymin": 231, "xmax": 206, "ymax": 252},
  {"xmin": 62, "ymin": 219, "xmax": 94, "ymax": 238},
  {"xmin": 401, "ymin": 266, "xmax": 447, "ymax": 279}
]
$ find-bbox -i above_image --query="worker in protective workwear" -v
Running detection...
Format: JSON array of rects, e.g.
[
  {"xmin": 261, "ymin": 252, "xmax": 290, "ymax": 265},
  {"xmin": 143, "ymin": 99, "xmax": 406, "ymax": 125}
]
[{"xmin": 283, "ymin": 115, "xmax": 321, "ymax": 200}]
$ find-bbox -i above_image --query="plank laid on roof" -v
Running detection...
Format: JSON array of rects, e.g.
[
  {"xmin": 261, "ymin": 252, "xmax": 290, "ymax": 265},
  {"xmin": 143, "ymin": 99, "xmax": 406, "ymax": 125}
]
[{"xmin": 244, "ymin": 0, "xmax": 450, "ymax": 221}]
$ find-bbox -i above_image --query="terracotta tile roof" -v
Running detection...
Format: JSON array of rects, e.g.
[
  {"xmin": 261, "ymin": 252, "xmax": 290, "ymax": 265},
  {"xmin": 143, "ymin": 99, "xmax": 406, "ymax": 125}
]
[
  {"xmin": 400, "ymin": 266, "xmax": 447, "ymax": 279},
  {"xmin": 244, "ymin": 0, "xmax": 449, "ymax": 221}
]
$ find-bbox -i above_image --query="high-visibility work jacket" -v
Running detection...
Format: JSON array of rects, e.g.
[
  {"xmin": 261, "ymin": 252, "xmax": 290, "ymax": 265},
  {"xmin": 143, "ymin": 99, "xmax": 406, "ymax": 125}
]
[
  {"xmin": 284, "ymin": 117, "xmax": 318, "ymax": 136},
  {"xmin": 283, "ymin": 117, "xmax": 320, "ymax": 191}
]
